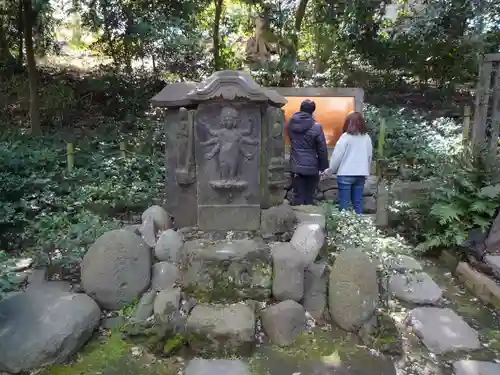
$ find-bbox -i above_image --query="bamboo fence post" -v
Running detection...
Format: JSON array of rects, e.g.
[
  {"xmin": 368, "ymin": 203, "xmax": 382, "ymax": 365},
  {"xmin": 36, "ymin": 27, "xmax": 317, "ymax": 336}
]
[
  {"xmin": 375, "ymin": 118, "xmax": 389, "ymax": 228},
  {"xmin": 67, "ymin": 142, "xmax": 74, "ymax": 172},
  {"xmin": 462, "ymin": 105, "xmax": 471, "ymax": 145},
  {"xmin": 120, "ymin": 141, "xmax": 126, "ymax": 159}
]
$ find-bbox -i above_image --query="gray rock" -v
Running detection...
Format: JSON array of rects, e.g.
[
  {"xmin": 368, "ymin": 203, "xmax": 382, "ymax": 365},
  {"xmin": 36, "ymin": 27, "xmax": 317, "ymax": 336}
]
[
  {"xmin": 384, "ymin": 255, "xmax": 423, "ymax": 273},
  {"xmin": 260, "ymin": 204, "xmax": 297, "ymax": 239},
  {"xmin": 186, "ymin": 303, "xmax": 255, "ymax": 355},
  {"xmin": 363, "ymin": 196, "xmax": 377, "ymax": 214},
  {"xmin": 389, "ymin": 272, "xmax": 442, "ymax": 304},
  {"xmin": 486, "ymin": 212, "xmax": 500, "ymax": 252},
  {"xmin": 139, "ymin": 216, "xmax": 157, "ymax": 247},
  {"xmin": 294, "ymin": 211, "xmax": 326, "ymax": 230},
  {"xmin": 123, "ymin": 224, "xmax": 141, "ymax": 235},
  {"xmin": 0, "ymin": 290, "xmax": 100, "ymax": 373},
  {"xmin": 328, "ymin": 249, "xmax": 379, "ymax": 331},
  {"xmin": 407, "ymin": 307, "xmax": 480, "ymax": 354},
  {"xmin": 142, "ymin": 205, "xmax": 172, "ymax": 232},
  {"xmin": 185, "ymin": 359, "xmax": 250, "ymax": 375},
  {"xmin": 323, "ymin": 189, "xmax": 339, "ymax": 202},
  {"xmin": 303, "ymin": 262, "xmax": 328, "ymax": 320},
  {"xmin": 155, "ymin": 229, "xmax": 184, "ymax": 262},
  {"xmin": 484, "ymin": 255, "xmax": 500, "ymax": 279},
  {"xmin": 27, "ymin": 280, "xmax": 72, "ymax": 293},
  {"xmin": 133, "ymin": 290, "xmax": 157, "ymax": 320},
  {"xmin": 151, "ymin": 262, "xmax": 180, "ymax": 291},
  {"xmin": 153, "ymin": 288, "xmax": 181, "ymax": 323},
  {"xmin": 26, "ymin": 268, "xmax": 47, "ymax": 286},
  {"xmin": 262, "ymin": 300, "xmax": 306, "ymax": 346},
  {"xmin": 272, "ymin": 242, "xmax": 305, "ymax": 302},
  {"xmin": 453, "ymin": 360, "xmax": 500, "ymax": 375},
  {"xmin": 364, "ymin": 176, "xmax": 378, "ymax": 196},
  {"xmin": 290, "ymin": 222, "xmax": 325, "ymax": 265},
  {"xmin": 101, "ymin": 316, "xmax": 125, "ymax": 330},
  {"xmin": 317, "ymin": 177, "xmax": 337, "ymax": 191},
  {"xmin": 81, "ymin": 229, "xmax": 152, "ymax": 310}
]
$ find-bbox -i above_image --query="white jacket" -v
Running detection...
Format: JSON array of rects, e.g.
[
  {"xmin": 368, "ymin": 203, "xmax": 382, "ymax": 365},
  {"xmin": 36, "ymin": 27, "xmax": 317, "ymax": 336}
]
[{"xmin": 326, "ymin": 133, "xmax": 373, "ymax": 176}]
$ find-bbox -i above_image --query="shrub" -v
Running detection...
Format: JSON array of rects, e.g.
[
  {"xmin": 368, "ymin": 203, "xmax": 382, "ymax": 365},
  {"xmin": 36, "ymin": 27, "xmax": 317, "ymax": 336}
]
[
  {"xmin": 364, "ymin": 104, "xmax": 462, "ymax": 180},
  {"xmin": 325, "ymin": 204, "xmax": 413, "ymax": 260},
  {"xmin": 411, "ymin": 147, "xmax": 500, "ymax": 252},
  {"xmin": 0, "ymin": 125, "xmax": 164, "ymax": 283}
]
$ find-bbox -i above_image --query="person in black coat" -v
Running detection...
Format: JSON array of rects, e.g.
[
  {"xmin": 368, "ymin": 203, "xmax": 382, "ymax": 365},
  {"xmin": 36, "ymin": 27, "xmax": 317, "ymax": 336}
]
[{"xmin": 287, "ymin": 99, "xmax": 329, "ymax": 206}]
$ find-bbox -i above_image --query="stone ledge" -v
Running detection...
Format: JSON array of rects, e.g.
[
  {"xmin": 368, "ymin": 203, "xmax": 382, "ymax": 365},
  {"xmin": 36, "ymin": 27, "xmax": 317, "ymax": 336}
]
[{"xmin": 455, "ymin": 262, "xmax": 500, "ymax": 311}]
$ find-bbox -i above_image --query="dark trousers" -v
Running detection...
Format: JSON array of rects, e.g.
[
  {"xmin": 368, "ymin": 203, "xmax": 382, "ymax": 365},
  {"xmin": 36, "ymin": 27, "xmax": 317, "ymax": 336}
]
[{"xmin": 292, "ymin": 173, "xmax": 319, "ymax": 206}]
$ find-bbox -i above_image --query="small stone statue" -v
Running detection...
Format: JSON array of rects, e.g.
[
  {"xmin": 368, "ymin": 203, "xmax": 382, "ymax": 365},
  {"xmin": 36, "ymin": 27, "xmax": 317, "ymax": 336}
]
[{"xmin": 200, "ymin": 107, "xmax": 259, "ymax": 182}]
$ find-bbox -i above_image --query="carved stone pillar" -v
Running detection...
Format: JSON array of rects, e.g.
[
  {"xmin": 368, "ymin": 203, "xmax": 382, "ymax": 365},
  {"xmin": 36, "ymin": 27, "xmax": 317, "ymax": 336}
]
[
  {"xmin": 164, "ymin": 108, "xmax": 198, "ymax": 228},
  {"xmin": 262, "ymin": 107, "xmax": 287, "ymax": 208}
]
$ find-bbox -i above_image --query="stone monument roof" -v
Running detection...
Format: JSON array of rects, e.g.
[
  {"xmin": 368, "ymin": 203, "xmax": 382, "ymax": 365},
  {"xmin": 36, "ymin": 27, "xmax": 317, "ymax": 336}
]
[
  {"xmin": 151, "ymin": 81, "xmax": 198, "ymax": 108},
  {"xmin": 186, "ymin": 70, "xmax": 287, "ymax": 107}
]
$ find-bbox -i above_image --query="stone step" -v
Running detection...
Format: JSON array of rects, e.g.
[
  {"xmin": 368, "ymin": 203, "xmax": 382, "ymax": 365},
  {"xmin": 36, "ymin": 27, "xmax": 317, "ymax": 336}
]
[
  {"xmin": 453, "ymin": 360, "xmax": 500, "ymax": 375},
  {"xmin": 406, "ymin": 307, "xmax": 481, "ymax": 354},
  {"xmin": 388, "ymin": 271, "xmax": 443, "ymax": 305}
]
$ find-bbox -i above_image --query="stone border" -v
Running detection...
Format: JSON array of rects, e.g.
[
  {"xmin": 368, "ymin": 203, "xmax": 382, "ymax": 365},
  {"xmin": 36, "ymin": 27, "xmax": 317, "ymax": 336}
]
[{"xmin": 266, "ymin": 87, "xmax": 364, "ymax": 113}]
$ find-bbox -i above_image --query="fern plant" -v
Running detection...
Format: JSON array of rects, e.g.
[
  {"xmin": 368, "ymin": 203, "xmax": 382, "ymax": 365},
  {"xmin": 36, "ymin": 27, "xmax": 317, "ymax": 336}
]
[{"xmin": 416, "ymin": 146, "xmax": 500, "ymax": 252}]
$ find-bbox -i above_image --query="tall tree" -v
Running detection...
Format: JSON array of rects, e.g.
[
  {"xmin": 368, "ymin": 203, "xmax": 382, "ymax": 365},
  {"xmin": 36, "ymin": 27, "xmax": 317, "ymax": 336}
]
[{"xmin": 23, "ymin": 0, "xmax": 41, "ymax": 134}]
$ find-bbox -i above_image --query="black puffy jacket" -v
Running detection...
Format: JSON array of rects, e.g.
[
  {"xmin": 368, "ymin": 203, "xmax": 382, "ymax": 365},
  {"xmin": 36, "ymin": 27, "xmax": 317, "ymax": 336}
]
[{"xmin": 287, "ymin": 111, "xmax": 329, "ymax": 176}]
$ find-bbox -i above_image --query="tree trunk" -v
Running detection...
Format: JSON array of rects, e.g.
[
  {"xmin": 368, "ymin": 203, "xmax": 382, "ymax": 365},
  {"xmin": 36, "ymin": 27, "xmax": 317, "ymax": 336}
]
[
  {"xmin": 23, "ymin": 0, "xmax": 41, "ymax": 135},
  {"xmin": 279, "ymin": 0, "xmax": 309, "ymax": 87},
  {"xmin": 212, "ymin": 0, "xmax": 224, "ymax": 71},
  {"xmin": 17, "ymin": 0, "xmax": 24, "ymax": 63}
]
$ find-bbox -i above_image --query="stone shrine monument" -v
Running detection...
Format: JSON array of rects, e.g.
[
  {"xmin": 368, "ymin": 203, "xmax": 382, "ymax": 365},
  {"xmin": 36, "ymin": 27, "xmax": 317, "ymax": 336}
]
[{"xmin": 151, "ymin": 70, "xmax": 287, "ymax": 231}]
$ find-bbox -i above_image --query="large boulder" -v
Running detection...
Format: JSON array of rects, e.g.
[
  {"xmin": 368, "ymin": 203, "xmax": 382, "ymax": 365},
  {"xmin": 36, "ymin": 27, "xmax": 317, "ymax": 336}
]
[
  {"xmin": 260, "ymin": 204, "xmax": 297, "ymax": 240},
  {"xmin": 290, "ymin": 222, "xmax": 325, "ymax": 265},
  {"xmin": 328, "ymin": 249, "xmax": 379, "ymax": 331},
  {"xmin": 142, "ymin": 205, "xmax": 172, "ymax": 232},
  {"xmin": 407, "ymin": 307, "xmax": 480, "ymax": 354},
  {"xmin": 81, "ymin": 229, "xmax": 152, "ymax": 309},
  {"xmin": 261, "ymin": 300, "xmax": 305, "ymax": 346},
  {"xmin": 303, "ymin": 261, "xmax": 328, "ymax": 320},
  {"xmin": 271, "ymin": 242, "xmax": 305, "ymax": 302},
  {"xmin": 186, "ymin": 303, "xmax": 255, "ymax": 356},
  {"xmin": 151, "ymin": 261, "xmax": 180, "ymax": 291},
  {"xmin": 0, "ymin": 290, "xmax": 100, "ymax": 373},
  {"xmin": 155, "ymin": 229, "xmax": 184, "ymax": 262}
]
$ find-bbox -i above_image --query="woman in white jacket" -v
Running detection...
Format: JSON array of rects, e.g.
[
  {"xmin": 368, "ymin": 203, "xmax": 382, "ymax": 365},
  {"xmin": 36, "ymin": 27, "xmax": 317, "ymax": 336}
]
[{"xmin": 322, "ymin": 111, "xmax": 373, "ymax": 214}]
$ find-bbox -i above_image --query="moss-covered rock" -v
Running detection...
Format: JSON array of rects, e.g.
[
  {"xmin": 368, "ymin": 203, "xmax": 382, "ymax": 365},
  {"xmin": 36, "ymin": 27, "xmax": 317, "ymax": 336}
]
[
  {"xmin": 43, "ymin": 334, "xmax": 180, "ymax": 375},
  {"xmin": 181, "ymin": 239, "xmax": 272, "ymax": 303}
]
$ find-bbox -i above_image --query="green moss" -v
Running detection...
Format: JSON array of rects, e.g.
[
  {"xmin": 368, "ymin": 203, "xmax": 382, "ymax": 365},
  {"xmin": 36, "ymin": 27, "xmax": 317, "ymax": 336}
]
[
  {"xmin": 163, "ymin": 334, "xmax": 187, "ymax": 356},
  {"xmin": 44, "ymin": 333, "xmax": 180, "ymax": 375},
  {"xmin": 45, "ymin": 334, "xmax": 131, "ymax": 375}
]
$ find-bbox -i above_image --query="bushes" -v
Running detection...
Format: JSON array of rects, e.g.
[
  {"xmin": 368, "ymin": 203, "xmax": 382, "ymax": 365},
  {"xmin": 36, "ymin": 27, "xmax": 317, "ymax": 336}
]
[
  {"xmin": 325, "ymin": 205, "xmax": 413, "ymax": 260},
  {"xmin": 364, "ymin": 104, "xmax": 462, "ymax": 180},
  {"xmin": 0, "ymin": 126, "xmax": 164, "ymax": 282},
  {"xmin": 401, "ymin": 148, "xmax": 500, "ymax": 252}
]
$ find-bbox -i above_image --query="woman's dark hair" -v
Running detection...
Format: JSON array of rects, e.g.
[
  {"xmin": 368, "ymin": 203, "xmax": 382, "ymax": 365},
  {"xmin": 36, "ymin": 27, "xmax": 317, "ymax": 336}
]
[
  {"xmin": 343, "ymin": 111, "xmax": 367, "ymax": 135},
  {"xmin": 300, "ymin": 99, "xmax": 316, "ymax": 114}
]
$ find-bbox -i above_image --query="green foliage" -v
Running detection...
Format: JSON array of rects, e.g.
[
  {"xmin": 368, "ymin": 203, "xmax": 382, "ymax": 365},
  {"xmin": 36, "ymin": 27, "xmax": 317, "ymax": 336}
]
[
  {"xmin": 0, "ymin": 127, "xmax": 164, "ymax": 282},
  {"xmin": 0, "ymin": 251, "xmax": 26, "ymax": 298},
  {"xmin": 325, "ymin": 205, "xmax": 413, "ymax": 260},
  {"xmin": 364, "ymin": 104, "xmax": 463, "ymax": 180},
  {"xmin": 413, "ymin": 148, "xmax": 500, "ymax": 252}
]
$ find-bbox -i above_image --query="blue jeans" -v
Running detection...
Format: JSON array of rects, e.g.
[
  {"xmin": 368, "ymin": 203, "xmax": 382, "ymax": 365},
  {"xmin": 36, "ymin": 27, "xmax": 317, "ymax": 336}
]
[{"xmin": 337, "ymin": 176, "xmax": 366, "ymax": 214}]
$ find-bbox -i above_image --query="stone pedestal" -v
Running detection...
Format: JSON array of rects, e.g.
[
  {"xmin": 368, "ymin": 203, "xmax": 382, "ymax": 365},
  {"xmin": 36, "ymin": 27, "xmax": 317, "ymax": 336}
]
[{"xmin": 151, "ymin": 71, "xmax": 286, "ymax": 231}]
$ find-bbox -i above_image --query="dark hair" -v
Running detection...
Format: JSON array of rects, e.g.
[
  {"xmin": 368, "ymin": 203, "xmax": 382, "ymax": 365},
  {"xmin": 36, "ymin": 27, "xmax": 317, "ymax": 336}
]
[
  {"xmin": 343, "ymin": 111, "xmax": 367, "ymax": 135},
  {"xmin": 300, "ymin": 99, "xmax": 316, "ymax": 114}
]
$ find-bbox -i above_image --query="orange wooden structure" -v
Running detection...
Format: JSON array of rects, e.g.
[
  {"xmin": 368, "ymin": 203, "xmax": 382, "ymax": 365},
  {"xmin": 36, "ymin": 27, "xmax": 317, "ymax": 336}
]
[{"xmin": 283, "ymin": 96, "xmax": 355, "ymax": 147}]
